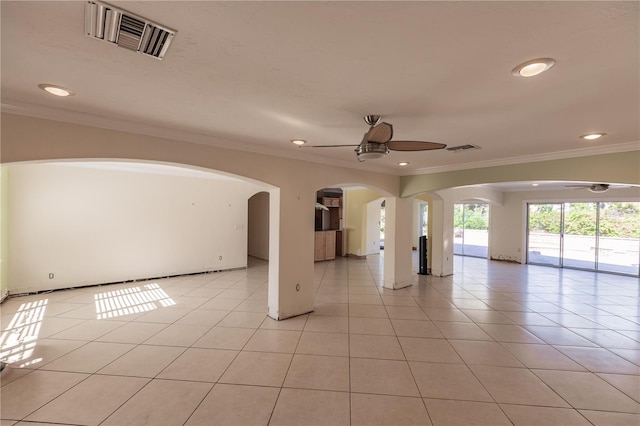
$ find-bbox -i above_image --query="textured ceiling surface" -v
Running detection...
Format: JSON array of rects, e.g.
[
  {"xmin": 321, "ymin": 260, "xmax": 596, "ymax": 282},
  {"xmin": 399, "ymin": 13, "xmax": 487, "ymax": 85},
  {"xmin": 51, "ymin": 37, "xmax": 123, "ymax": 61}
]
[{"xmin": 1, "ymin": 1, "xmax": 638, "ymax": 177}]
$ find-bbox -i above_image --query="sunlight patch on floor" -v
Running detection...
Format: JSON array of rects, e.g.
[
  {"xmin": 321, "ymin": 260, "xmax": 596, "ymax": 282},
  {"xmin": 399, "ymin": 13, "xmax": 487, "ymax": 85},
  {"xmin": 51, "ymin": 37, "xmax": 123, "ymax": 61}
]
[
  {"xmin": 0, "ymin": 299, "xmax": 47, "ymax": 367},
  {"xmin": 95, "ymin": 283, "xmax": 175, "ymax": 319}
]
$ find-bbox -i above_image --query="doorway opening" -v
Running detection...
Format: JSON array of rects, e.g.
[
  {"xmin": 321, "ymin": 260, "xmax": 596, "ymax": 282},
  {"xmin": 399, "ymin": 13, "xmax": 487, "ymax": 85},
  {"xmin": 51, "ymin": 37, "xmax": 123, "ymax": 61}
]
[
  {"xmin": 380, "ymin": 200, "xmax": 385, "ymax": 250},
  {"xmin": 453, "ymin": 202, "xmax": 489, "ymax": 258}
]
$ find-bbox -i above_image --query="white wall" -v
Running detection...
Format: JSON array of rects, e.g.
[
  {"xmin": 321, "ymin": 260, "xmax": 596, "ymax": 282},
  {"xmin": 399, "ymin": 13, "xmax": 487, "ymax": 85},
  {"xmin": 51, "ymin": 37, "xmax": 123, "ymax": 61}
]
[
  {"xmin": 248, "ymin": 191, "xmax": 270, "ymax": 260},
  {"xmin": 3, "ymin": 113, "xmax": 402, "ymax": 320},
  {"xmin": 8, "ymin": 163, "xmax": 264, "ymax": 294}
]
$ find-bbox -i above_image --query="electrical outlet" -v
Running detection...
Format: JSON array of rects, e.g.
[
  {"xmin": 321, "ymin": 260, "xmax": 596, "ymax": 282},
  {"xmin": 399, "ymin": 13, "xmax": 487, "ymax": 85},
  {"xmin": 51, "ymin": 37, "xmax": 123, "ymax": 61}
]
[{"xmin": 48, "ymin": 273, "xmax": 54, "ymax": 279}]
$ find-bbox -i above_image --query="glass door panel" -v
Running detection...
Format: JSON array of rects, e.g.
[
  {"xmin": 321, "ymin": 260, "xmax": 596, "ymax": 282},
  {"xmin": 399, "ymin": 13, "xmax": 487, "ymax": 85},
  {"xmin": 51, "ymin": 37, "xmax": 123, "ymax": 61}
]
[
  {"xmin": 462, "ymin": 203, "xmax": 488, "ymax": 258},
  {"xmin": 454, "ymin": 203, "xmax": 489, "ymax": 258},
  {"xmin": 597, "ymin": 202, "xmax": 640, "ymax": 275},
  {"xmin": 562, "ymin": 202, "xmax": 597, "ymax": 270},
  {"xmin": 527, "ymin": 203, "xmax": 562, "ymax": 267}
]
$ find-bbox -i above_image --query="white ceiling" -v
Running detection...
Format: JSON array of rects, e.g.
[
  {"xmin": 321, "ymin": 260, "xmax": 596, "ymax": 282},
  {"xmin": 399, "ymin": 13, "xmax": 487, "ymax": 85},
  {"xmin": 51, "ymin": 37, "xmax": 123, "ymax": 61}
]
[{"xmin": 1, "ymin": 1, "xmax": 639, "ymax": 179}]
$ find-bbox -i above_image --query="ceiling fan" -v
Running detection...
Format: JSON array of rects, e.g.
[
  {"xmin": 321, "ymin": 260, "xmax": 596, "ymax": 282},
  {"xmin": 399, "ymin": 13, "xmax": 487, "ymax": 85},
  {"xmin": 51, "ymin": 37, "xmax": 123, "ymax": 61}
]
[
  {"xmin": 564, "ymin": 183, "xmax": 628, "ymax": 193},
  {"xmin": 304, "ymin": 115, "xmax": 447, "ymax": 161}
]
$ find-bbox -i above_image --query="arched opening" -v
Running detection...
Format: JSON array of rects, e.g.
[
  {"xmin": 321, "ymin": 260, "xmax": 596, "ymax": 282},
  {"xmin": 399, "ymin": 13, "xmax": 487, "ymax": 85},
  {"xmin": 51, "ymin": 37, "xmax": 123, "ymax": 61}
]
[{"xmin": 248, "ymin": 191, "xmax": 270, "ymax": 261}]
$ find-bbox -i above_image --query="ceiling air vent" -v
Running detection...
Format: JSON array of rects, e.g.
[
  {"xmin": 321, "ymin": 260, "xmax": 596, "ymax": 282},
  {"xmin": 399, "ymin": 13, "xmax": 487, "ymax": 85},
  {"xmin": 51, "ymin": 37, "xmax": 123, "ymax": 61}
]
[
  {"xmin": 85, "ymin": 1, "xmax": 176, "ymax": 60},
  {"xmin": 446, "ymin": 144, "xmax": 481, "ymax": 152}
]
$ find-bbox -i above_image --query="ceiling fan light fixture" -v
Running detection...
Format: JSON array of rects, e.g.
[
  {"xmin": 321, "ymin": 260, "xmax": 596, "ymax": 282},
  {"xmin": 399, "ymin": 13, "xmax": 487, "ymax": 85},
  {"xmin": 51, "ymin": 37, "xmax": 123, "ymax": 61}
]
[
  {"xmin": 580, "ymin": 133, "xmax": 606, "ymax": 140},
  {"xmin": 512, "ymin": 58, "xmax": 555, "ymax": 77},
  {"xmin": 291, "ymin": 139, "xmax": 307, "ymax": 146},
  {"xmin": 356, "ymin": 143, "xmax": 389, "ymax": 160},
  {"xmin": 38, "ymin": 84, "xmax": 74, "ymax": 97},
  {"xmin": 398, "ymin": 162, "xmax": 409, "ymax": 166},
  {"xmin": 589, "ymin": 184, "xmax": 610, "ymax": 193}
]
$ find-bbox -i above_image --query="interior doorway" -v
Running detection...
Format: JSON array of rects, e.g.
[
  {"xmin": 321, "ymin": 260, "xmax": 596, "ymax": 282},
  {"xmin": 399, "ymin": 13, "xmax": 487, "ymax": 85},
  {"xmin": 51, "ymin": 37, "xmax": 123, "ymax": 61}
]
[
  {"xmin": 380, "ymin": 200, "xmax": 385, "ymax": 250},
  {"xmin": 248, "ymin": 191, "xmax": 269, "ymax": 261}
]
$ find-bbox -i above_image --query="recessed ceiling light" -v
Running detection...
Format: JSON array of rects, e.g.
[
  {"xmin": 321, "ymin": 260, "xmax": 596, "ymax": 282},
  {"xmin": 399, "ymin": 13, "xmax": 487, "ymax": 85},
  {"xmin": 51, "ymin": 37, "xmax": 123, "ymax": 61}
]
[
  {"xmin": 398, "ymin": 162, "xmax": 409, "ymax": 166},
  {"xmin": 38, "ymin": 84, "xmax": 74, "ymax": 97},
  {"xmin": 291, "ymin": 139, "xmax": 306, "ymax": 146},
  {"xmin": 580, "ymin": 133, "xmax": 606, "ymax": 140},
  {"xmin": 511, "ymin": 58, "xmax": 555, "ymax": 77}
]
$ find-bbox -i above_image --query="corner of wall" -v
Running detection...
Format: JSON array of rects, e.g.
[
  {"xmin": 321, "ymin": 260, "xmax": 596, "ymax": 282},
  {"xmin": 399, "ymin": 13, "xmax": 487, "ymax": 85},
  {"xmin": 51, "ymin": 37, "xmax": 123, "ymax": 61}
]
[{"xmin": 0, "ymin": 166, "xmax": 9, "ymax": 301}]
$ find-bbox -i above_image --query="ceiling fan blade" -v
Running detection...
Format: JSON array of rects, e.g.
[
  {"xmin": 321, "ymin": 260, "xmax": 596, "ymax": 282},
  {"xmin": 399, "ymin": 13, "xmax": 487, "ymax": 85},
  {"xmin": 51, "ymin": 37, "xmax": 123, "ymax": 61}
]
[
  {"xmin": 564, "ymin": 185, "xmax": 590, "ymax": 188},
  {"xmin": 303, "ymin": 144, "xmax": 359, "ymax": 148},
  {"xmin": 387, "ymin": 141, "xmax": 447, "ymax": 151},
  {"xmin": 365, "ymin": 122, "xmax": 393, "ymax": 143}
]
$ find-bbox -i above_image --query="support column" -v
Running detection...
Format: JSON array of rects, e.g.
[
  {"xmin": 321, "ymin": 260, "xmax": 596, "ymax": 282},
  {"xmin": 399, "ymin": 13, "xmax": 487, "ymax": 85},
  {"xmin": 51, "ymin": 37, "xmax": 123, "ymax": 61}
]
[
  {"xmin": 430, "ymin": 199, "xmax": 454, "ymax": 276},
  {"xmin": 267, "ymin": 188, "xmax": 315, "ymax": 320},
  {"xmin": 383, "ymin": 197, "xmax": 414, "ymax": 289}
]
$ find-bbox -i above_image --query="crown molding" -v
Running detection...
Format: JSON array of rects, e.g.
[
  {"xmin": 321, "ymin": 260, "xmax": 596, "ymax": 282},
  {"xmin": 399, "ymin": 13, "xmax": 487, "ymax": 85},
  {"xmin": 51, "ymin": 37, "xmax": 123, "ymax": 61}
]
[
  {"xmin": 3, "ymin": 100, "xmax": 637, "ymax": 178},
  {"xmin": 406, "ymin": 141, "xmax": 640, "ymax": 176}
]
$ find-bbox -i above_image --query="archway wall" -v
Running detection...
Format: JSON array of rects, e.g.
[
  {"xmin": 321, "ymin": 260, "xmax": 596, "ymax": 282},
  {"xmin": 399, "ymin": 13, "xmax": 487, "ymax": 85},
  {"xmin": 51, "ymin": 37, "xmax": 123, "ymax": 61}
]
[
  {"xmin": 424, "ymin": 186, "xmax": 503, "ymax": 276},
  {"xmin": 400, "ymin": 150, "xmax": 640, "ymax": 197},
  {"xmin": 1, "ymin": 114, "xmax": 400, "ymax": 195},
  {"xmin": 421, "ymin": 179, "xmax": 640, "ymax": 275},
  {"xmin": 1, "ymin": 113, "xmax": 400, "ymax": 319},
  {"xmin": 402, "ymin": 151, "xmax": 640, "ymax": 276}
]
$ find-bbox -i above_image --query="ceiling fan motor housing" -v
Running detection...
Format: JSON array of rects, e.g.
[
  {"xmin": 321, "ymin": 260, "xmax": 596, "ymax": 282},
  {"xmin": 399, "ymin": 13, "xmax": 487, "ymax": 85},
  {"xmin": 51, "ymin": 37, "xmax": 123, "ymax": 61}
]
[{"xmin": 356, "ymin": 142, "xmax": 389, "ymax": 160}]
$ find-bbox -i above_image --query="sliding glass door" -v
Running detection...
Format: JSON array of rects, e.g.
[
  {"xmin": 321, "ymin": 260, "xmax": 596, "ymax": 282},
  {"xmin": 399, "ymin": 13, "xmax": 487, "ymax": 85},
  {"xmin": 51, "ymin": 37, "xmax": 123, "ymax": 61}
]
[
  {"xmin": 527, "ymin": 203, "xmax": 562, "ymax": 267},
  {"xmin": 527, "ymin": 201, "xmax": 640, "ymax": 276},
  {"xmin": 562, "ymin": 203, "xmax": 597, "ymax": 270},
  {"xmin": 598, "ymin": 202, "xmax": 640, "ymax": 275}
]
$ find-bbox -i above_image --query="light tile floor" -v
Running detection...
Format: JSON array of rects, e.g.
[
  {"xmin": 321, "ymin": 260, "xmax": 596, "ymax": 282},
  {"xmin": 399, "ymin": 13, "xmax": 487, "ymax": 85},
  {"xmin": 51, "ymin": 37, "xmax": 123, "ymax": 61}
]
[{"xmin": 1, "ymin": 255, "xmax": 639, "ymax": 425}]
